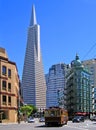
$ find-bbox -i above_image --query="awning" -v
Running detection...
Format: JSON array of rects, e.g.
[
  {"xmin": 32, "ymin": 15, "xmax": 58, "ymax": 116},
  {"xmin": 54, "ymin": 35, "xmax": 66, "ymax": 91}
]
[{"xmin": 75, "ymin": 112, "xmax": 89, "ymax": 116}]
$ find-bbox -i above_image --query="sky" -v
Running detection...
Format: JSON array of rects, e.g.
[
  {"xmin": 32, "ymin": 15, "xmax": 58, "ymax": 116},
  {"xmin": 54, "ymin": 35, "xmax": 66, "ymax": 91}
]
[{"xmin": 0, "ymin": 0, "xmax": 96, "ymax": 79}]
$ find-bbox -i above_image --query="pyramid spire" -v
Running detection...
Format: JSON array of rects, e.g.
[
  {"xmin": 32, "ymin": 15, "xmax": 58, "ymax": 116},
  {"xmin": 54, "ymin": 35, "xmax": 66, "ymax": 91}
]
[{"xmin": 30, "ymin": 5, "xmax": 37, "ymax": 26}]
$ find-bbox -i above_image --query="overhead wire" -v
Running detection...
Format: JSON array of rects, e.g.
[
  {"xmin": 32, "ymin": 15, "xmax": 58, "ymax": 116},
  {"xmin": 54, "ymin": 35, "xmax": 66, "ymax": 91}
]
[{"xmin": 82, "ymin": 43, "xmax": 96, "ymax": 60}]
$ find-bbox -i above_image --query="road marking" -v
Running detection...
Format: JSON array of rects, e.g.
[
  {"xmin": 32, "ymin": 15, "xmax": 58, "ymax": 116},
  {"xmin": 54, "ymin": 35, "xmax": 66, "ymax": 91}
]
[
  {"xmin": 88, "ymin": 124, "xmax": 96, "ymax": 128},
  {"xmin": 65, "ymin": 125, "xmax": 89, "ymax": 130}
]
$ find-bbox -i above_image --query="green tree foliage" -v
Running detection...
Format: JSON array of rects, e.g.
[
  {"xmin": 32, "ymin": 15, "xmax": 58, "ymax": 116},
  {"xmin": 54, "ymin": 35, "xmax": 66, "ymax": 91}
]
[
  {"xmin": 20, "ymin": 105, "xmax": 33, "ymax": 117},
  {"xmin": 31, "ymin": 105, "xmax": 38, "ymax": 114},
  {"xmin": 20, "ymin": 105, "xmax": 38, "ymax": 117}
]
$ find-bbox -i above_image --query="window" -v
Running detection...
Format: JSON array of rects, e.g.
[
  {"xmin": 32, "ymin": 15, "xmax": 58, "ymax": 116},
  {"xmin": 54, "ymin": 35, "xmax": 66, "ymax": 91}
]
[
  {"xmin": 8, "ymin": 69, "xmax": 11, "ymax": 78},
  {"xmin": 8, "ymin": 83, "xmax": 11, "ymax": 92},
  {"xmin": 2, "ymin": 66, "xmax": 7, "ymax": 75},
  {"xmin": 2, "ymin": 81, "xmax": 7, "ymax": 90},
  {"xmin": 2, "ymin": 95, "xmax": 6, "ymax": 105},
  {"xmin": 8, "ymin": 96, "xmax": 11, "ymax": 105}
]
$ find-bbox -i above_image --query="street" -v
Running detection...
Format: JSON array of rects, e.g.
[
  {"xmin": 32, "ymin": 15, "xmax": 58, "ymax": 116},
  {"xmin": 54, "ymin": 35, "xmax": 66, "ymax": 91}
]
[{"xmin": 0, "ymin": 119, "xmax": 96, "ymax": 130}]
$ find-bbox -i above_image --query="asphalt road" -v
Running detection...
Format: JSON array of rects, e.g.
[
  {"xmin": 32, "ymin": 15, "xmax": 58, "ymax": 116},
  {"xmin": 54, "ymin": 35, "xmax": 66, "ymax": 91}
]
[{"xmin": 0, "ymin": 119, "xmax": 96, "ymax": 130}]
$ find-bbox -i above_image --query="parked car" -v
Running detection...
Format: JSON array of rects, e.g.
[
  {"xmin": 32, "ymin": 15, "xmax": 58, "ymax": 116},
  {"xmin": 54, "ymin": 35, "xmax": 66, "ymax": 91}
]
[
  {"xmin": 27, "ymin": 117, "xmax": 35, "ymax": 123},
  {"xmin": 72, "ymin": 116, "xmax": 84, "ymax": 123},
  {"xmin": 90, "ymin": 116, "xmax": 96, "ymax": 121},
  {"xmin": 39, "ymin": 117, "xmax": 45, "ymax": 122}
]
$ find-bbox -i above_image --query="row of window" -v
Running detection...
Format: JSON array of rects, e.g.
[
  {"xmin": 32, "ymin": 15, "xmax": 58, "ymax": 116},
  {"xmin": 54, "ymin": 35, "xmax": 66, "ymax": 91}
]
[
  {"xmin": 2, "ymin": 65, "xmax": 11, "ymax": 77},
  {"xmin": 2, "ymin": 95, "xmax": 11, "ymax": 105},
  {"xmin": 2, "ymin": 80, "xmax": 11, "ymax": 92}
]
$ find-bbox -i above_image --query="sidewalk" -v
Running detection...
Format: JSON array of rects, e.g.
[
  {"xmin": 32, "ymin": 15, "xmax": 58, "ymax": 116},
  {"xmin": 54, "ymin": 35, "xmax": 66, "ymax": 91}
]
[
  {"xmin": 0, "ymin": 118, "xmax": 39, "ymax": 125},
  {"xmin": 0, "ymin": 121, "xmax": 26, "ymax": 125}
]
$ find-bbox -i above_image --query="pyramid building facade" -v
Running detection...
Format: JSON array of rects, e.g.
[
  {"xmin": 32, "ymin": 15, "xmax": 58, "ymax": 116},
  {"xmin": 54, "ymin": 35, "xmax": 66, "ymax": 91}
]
[{"xmin": 22, "ymin": 5, "xmax": 46, "ymax": 110}]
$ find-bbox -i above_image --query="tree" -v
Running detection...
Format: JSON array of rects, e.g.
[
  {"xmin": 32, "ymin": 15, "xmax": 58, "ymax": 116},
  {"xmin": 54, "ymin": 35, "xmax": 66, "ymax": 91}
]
[
  {"xmin": 20, "ymin": 105, "xmax": 33, "ymax": 117},
  {"xmin": 31, "ymin": 105, "xmax": 38, "ymax": 114}
]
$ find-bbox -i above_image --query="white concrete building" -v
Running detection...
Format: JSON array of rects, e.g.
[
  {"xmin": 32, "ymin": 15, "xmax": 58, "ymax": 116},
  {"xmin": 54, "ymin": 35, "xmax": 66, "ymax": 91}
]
[{"xmin": 22, "ymin": 5, "xmax": 46, "ymax": 110}]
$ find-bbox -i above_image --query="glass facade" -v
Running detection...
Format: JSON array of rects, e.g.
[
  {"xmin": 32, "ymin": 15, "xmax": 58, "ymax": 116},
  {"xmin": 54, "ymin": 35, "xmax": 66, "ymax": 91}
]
[{"xmin": 46, "ymin": 63, "xmax": 67, "ymax": 108}]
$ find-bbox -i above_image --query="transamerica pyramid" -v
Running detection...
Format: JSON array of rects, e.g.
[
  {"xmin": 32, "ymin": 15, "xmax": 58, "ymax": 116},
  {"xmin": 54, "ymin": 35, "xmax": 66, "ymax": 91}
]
[{"xmin": 22, "ymin": 5, "xmax": 46, "ymax": 110}]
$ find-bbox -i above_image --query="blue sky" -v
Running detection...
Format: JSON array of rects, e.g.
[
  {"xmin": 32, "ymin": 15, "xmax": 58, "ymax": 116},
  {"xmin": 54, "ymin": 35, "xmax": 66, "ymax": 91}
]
[{"xmin": 0, "ymin": 0, "xmax": 96, "ymax": 79}]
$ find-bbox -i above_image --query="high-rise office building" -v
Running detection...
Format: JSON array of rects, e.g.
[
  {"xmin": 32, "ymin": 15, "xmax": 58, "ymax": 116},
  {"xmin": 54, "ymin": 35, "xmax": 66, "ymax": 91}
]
[
  {"xmin": 82, "ymin": 59, "xmax": 96, "ymax": 112},
  {"xmin": 22, "ymin": 5, "xmax": 46, "ymax": 110},
  {"xmin": 82, "ymin": 59, "xmax": 96, "ymax": 88},
  {"xmin": 46, "ymin": 63, "xmax": 67, "ymax": 108}
]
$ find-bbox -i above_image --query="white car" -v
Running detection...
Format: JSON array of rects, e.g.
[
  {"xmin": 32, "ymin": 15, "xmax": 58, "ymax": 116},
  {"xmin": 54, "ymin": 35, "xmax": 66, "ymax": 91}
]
[
  {"xmin": 28, "ymin": 117, "xmax": 35, "ymax": 123},
  {"xmin": 90, "ymin": 116, "xmax": 96, "ymax": 121},
  {"xmin": 39, "ymin": 117, "xmax": 45, "ymax": 122}
]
